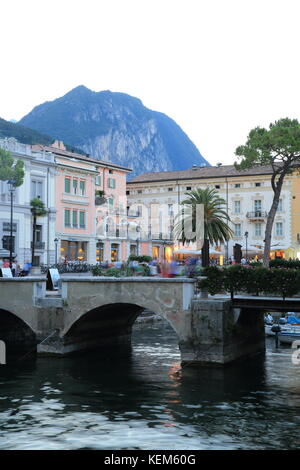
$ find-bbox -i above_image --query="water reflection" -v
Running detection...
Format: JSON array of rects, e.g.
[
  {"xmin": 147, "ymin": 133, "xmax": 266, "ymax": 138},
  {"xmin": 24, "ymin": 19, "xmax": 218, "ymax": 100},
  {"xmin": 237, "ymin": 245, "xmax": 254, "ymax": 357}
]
[{"xmin": 0, "ymin": 323, "xmax": 300, "ymax": 450}]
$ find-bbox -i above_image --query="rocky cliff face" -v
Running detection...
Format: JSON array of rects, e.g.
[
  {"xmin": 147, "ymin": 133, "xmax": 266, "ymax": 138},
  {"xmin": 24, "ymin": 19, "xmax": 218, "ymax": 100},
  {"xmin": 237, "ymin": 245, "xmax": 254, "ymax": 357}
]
[{"xmin": 19, "ymin": 86, "xmax": 210, "ymax": 177}]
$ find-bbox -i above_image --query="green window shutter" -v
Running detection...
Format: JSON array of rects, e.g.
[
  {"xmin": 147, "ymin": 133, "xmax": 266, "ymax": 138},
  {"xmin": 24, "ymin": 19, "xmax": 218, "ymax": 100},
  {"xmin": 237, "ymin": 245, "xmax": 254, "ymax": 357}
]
[
  {"xmin": 109, "ymin": 178, "xmax": 116, "ymax": 189},
  {"xmin": 65, "ymin": 178, "xmax": 71, "ymax": 193},
  {"xmin": 79, "ymin": 211, "xmax": 85, "ymax": 228},
  {"xmin": 73, "ymin": 179, "xmax": 78, "ymax": 194},
  {"xmin": 64, "ymin": 209, "xmax": 71, "ymax": 227},
  {"xmin": 80, "ymin": 180, "xmax": 85, "ymax": 195},
  {"xmin": 72, "ymin": 210, "xmax": 78, "ymax": 227}
]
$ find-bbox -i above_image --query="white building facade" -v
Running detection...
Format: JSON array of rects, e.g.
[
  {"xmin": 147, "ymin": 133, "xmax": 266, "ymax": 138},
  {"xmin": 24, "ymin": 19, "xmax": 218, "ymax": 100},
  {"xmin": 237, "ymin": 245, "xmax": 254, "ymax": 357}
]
[
  {"xmin": 126, "ymin": 164, "xmax": 295, "ymax": 262},
  {"xmin": 0, "ymin": 138, "xmax": 56, "ymax": 266}
]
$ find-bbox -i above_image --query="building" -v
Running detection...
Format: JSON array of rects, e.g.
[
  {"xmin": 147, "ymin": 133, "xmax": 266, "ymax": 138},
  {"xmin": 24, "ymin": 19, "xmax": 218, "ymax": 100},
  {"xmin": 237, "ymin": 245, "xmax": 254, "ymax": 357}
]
[
  {"xmin": 0, "ymin": 138, "xmax": 56, "ymax": 266},
  {"xmin": 127, "ymin": 164, "xmax": 298, "ymax": 262},
  {"xmin": 33, "ymin": 141, "xmax": 132, "ymax": 263}
]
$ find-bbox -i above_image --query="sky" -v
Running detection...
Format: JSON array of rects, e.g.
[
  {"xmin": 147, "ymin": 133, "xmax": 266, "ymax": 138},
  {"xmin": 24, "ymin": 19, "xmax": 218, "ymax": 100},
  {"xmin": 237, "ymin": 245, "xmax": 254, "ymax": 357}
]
[{"xmin": 1, "ymin": 0, "xmax": 300, "ymax": 166}]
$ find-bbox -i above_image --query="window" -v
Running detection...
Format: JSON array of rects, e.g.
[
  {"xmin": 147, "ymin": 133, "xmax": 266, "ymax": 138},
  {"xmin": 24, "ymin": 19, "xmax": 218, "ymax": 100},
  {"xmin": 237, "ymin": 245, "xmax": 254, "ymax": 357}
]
[
  {"xmin": 95, "ymin": 175, "xmax": 101, "ymax": 186},
  {"xmin": 168, "ymin": 204, "xmax": 174, "ymax": 216},
  {"xmin": 255, "ymin": 223, "xmax": 262, "ymax": 237},
  {"xmin": 64, "ymin": 209, "xmax": 71, "ymax": 227},
  {"xmin": 278, "ymin": 199, "xmax": 283, "ymax": 212},
  {"xmin": 80, "ymin": 180, "xmax": 85, "ymax": 196},
  {"xmin": 35, "ymin": 224, "xmax": 42, "ymax": 243},
  {"xmin": 111, "ymin": 243, "xmax": 119, "ymax": 262},
  {"xmin": 126, "ymin": 190, "xmax": 130, "ymax": 195},
  {"xmin": 31, "ymin": 180, "xmax": 43, "ymax": 199},
  {"xmin": 79, "ymin": 211, "xmax": 85, "ymax": 229},
  {"xmin": 234, "ymin": 200, "xmax": 241, "ymax": 214},
  {"xmin": 168, "ymin": 188, "xmax": 173, "ymax": 192},
  {"xmin": 2, "ymin": 235, "xmax": 14, "ymax": 252},
  {"xmin": 72, "ymin": 210, "xmax": 78, "ymax": 227},
  {"xmin": 109, "ymin": 169, "xmax": 113, "ymax": 174},
  {"xmin": 64, "ymin": 178, "xmax": 71, "ymax": 194},
  {"xmin": 137, "ymin": 190, "xmax": 142, "ymax": 194},
  {"xmin": 215, "ymin": 185, "xmax": 220, "ymax": 189},
  {"xmin": 254, "ymin": 200, "xmax": 262, "ymax": 214},
  {"xmin": 234, "ymin": 183, "xmax": 241, "ymax": 188},
  {"xmin": 108, "ymin": 197, "xmax": 114, "ymax": 209},
  {"xmin": 275, "ymin": 222, "xmax": 283, "ymax": 236},
  {"xmin": 234, "ymin": 223, "xmax": 241, "ymax": 237},
  {"xmin": 108, "ymin": 178, "xmax": 116, "ymax": 189},
  {"xmin": 73, "ymin": 179, "xmax": 78, "ymax": 194},
  {"xmin": 3, "ymin": 222, "xmax": 17, "ymax": 232},
  {"xmin": 96, "ymin": 241, "xmax": 104, "ymax": 262},
  {"xmin": 186, "ymin": 186, "xmax": 192, "ymax": 191},
  {"xmin": 255, "ymin": 182, "xmax": 261, "ymax": 187}
]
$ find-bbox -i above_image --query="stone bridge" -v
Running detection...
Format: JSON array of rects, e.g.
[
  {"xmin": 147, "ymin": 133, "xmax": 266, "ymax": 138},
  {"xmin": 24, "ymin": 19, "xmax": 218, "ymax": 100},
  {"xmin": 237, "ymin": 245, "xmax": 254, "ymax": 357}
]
[{"xmin": 0, "ymin": 276, "xmax": 279, "ymax": 365}]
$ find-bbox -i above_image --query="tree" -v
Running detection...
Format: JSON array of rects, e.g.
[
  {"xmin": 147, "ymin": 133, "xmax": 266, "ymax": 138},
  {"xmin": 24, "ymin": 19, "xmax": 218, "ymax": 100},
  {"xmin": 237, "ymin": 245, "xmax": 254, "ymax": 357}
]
[
  {"xmin": 235, "ymin": 118, "xmax": 300, "ymax": 267},
  {"xmin": 0, "ymin": 148, "xmax": 25, "ymax": 267},
  {"xmin": 30, "ymin": 198, "xmax": 47, "ymax": 267},
  {"xmin": 0, "ymin": 148, "xmax": 25, "ymax": 186},
  {"xmin": 174, "ymin": 187, "xmax": 233, "ymax": 267}
]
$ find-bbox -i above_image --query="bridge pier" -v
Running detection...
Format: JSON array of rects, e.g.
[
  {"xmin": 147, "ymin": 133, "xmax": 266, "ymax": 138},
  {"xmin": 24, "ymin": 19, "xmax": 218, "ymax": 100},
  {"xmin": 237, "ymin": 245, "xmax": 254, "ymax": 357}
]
[{"xmin": 179, "ymin": 299, "xmax": 265, "ymax": 366}]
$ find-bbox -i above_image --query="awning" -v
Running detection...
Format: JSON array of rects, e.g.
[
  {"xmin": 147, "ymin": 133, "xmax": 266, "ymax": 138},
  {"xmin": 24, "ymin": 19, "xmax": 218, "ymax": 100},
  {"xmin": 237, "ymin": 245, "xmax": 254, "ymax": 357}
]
[{"xmin": 174, "ymin": 248, "xmax": 223, "ymax": 256}]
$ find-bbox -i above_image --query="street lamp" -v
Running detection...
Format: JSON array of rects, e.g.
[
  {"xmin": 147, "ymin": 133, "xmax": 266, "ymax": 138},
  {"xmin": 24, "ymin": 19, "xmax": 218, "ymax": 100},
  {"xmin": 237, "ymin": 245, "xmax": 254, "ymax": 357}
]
[
  {"xmin": 244, "ymin": 231, "xmax": 249, "ymax": 260},
  {"xmin": 8, "ymin": 179, "xmax": 16, "ymax": 269},
  {"xmin": 54, "ymin": 238, "xmax": 58, "ymax": 265}
]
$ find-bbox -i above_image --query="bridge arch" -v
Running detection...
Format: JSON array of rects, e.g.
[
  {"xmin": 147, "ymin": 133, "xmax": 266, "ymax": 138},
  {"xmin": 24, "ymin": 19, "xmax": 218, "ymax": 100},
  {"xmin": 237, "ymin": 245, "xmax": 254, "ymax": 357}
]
[
  {"xmin": 62, "ymin": 302, "xmax": 181, "ymax": 354},
  {"xmin": 0, "ymin": 308, "xmax": 36, "ymax": 352}
]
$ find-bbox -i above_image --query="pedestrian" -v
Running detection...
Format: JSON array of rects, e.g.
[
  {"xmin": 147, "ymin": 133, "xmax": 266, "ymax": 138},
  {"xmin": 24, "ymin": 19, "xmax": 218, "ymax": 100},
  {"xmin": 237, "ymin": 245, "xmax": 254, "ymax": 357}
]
[{"xmin": 11, "ymin": 260, "xmax": 17, "ymax": 277}]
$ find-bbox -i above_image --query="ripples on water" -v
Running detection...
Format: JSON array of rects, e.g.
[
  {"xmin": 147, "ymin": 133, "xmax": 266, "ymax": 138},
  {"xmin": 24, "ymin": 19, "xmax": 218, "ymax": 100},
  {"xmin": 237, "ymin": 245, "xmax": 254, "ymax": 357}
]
[{"xmin": 1, "ymin": 322, "xmax": 300, "ymax": 450}]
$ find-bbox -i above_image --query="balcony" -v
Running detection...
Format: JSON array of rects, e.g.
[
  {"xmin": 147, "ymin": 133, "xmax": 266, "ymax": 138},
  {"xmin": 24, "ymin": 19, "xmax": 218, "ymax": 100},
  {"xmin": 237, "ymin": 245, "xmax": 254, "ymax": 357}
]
[
  {"xmin": 31, "ymin": 241, "xmax": 45, "ymax": 250},
  {"xmin": 151, "ymin": 232, "xmax": 174, "ymax": 241},
  {"xmin": 246, "ymin": 211, "xmax": 268, "ymax": 221}
]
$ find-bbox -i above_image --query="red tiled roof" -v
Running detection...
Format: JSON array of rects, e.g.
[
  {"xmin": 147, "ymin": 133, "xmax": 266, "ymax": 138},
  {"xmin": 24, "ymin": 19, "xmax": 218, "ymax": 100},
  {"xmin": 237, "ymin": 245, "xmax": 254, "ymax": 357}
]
[
  {"xmin": 32, "ymin": 144, "xmax": 132, "ymax": 172},
  {"xmin": 127, "ymin": 164, "xmax": 275, "ymax": 184}
]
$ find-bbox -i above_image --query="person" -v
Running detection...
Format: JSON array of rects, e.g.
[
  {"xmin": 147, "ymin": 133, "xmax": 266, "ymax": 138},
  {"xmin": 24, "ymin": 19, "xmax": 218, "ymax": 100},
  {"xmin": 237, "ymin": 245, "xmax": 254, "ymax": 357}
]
[
  {"xmin": 265, "ymin": 313, "xmax": 273, "ymax": 325},
  {"xmin": 22, "ymin": 260, "xmax": 31, "ymax": 276},
  {"xmin": 11, "ymin": 260, "xmax": 17, "ymax": 277},
  {"xmin": 241, "ymin": 257, "xmax": 247, "ymax": 265},
  {"xmin": 3, "ymin": 259, "xmax": 9, "ymax": 268}
]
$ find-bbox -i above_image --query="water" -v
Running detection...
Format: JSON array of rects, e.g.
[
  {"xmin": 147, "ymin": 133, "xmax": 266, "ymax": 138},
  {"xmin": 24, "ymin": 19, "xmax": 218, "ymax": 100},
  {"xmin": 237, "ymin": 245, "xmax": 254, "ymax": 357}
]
[{"xmin": 0, "ymin": 322, "xmax": 300, "ymax": 450}]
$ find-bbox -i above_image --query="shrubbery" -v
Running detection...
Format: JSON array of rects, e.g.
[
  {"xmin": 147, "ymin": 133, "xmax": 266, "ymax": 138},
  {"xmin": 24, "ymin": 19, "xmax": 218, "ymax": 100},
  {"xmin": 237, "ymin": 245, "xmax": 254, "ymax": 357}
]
[
  {"xmin": 199, "ymin": 265, "xmax": 300, "ymax": 299},
  {"xmin": 269, "ymin": 259, "xmax": 300, "ymax": 269}
]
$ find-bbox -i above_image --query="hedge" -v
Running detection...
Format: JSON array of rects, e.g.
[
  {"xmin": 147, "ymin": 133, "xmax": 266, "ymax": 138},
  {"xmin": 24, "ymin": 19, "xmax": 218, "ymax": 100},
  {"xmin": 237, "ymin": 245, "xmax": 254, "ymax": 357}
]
[
  {"xmin": 269, "ymin": 259, "xmax": 300, "ymax": 269},
  {"xmin": 199, "ymin": 265, "xmax": 300, "ymax": 299}
]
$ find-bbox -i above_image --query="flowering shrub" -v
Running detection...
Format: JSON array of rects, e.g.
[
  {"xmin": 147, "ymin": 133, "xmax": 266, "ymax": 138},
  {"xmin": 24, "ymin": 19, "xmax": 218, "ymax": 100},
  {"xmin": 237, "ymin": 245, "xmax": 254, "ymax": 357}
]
[{"xmin": 199, "ymin": 266, "xmax": 300, "ymax": 299}]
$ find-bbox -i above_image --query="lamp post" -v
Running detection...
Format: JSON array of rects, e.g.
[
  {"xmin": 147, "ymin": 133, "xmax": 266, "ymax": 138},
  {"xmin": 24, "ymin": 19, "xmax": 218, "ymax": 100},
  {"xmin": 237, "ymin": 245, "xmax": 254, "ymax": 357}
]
[
  {"xmin": 8, "ymin": 179, "xmax": 16, "ymax": 269},
  {"xmin": 244, "ymin": 231, "xmax": 249, "ymax": 260},
  {"xmin": 54, "ymin": 238, "xmax": 58, "ymax": 265}
]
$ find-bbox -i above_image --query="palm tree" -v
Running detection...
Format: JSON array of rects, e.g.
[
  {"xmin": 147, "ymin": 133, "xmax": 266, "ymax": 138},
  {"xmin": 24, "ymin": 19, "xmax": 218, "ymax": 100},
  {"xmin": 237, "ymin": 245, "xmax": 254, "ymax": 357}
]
[
  {"xmin": 30, "ymin": 197, "xmax": 47, "ymax": 267},
  {"xmin": 174, "ymin": 187, "xmax": 233, "ymax": 267}
]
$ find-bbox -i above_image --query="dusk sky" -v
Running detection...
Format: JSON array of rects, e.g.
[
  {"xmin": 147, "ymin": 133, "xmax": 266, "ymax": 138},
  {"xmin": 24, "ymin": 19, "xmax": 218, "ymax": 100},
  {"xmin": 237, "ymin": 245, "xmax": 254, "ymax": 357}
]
[{"xmin": 1, "ymin": 0, "xmax": 300, "ymax": 166}]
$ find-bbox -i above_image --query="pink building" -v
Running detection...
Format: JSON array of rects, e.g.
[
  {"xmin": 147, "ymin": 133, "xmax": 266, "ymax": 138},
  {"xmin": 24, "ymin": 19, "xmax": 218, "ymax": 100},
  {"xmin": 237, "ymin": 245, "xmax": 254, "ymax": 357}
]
[{"xmin": 34, "ymin": 141, "xmax": 132, "ymax": 263}]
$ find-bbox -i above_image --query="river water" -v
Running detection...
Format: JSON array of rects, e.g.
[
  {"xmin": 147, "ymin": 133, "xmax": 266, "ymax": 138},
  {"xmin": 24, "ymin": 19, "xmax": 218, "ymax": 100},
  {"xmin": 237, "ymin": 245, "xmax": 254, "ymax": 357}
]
[{"xmin": 0, "ymin": 321, "xmax": 300, "ymax": 450}]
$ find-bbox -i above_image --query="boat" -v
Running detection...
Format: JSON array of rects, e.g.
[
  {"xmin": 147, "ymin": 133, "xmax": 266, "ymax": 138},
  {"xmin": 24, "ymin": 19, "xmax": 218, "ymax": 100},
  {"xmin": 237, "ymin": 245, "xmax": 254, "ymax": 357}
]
[
  {"xmin": 265, "ymin": 314, "xmax": 300, "ymax": 343},
  {"xmin": 278, "ymin": 328, "xmax": 300, "ymax": 345}
]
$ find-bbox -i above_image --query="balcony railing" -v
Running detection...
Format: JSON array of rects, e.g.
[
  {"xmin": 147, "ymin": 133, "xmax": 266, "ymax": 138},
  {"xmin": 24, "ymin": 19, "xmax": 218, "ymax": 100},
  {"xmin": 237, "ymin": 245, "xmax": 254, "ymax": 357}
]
[
  {"xmin": 246, "ymin": 211, "xmax": 268, "ymax": 219},
  {"xmin": 31, "ymin": 241, "xmax": 45, "ymax": 250},
  {"xmin": 151, "ymin": 232, "xmax": 174, "ymax": 241}
]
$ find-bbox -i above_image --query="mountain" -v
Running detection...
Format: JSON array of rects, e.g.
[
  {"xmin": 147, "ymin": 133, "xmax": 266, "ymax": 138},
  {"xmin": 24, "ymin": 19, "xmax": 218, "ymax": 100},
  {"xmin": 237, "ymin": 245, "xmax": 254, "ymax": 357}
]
[
  {"xmin": 19, "ymin": 86, "xmax": 210, "ymax": 177},
  {"xmin": 0, "ymin": 117, "xmax": 84, "ymax": 154},
  {"xmin": 0, "ymin": 117, "xmax": 54, "ymax": 146}
]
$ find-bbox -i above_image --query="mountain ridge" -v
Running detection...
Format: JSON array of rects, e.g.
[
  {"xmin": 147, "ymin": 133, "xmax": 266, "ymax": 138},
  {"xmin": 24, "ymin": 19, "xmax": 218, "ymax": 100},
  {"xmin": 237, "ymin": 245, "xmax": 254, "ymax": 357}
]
[{"xmin": 19, "ymin": 86, "xmax": 210, "ymax": 177}]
